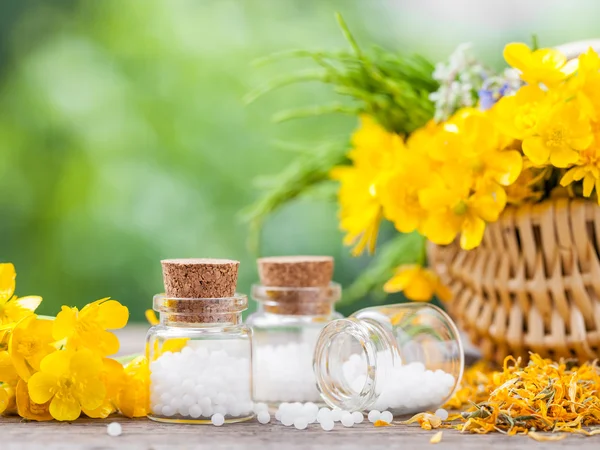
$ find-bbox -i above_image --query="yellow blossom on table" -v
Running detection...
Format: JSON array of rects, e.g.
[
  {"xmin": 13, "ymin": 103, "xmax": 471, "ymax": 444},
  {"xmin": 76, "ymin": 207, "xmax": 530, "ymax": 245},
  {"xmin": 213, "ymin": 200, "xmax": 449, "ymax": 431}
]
[
  {"xmin": 0, "ymin": 350, "xmax": 18, "ymax": 384},
  {"xmin": 503, "ymin": 42, "xmax": 577, "ymax": 86},
  {"xmin": 0, "ymin": 382, "xmax": 16, "ymax": 415},
  {"xmin": 330, "ymin": 115, "xmax": 402, "ymax": 255},
  {"xmin": 53, "ymin": 298, "xmax": 129, "ymax": 356},
  {"xmin": 28, "ymin": 349, "xmax": 106, "ymax": 421},
  {"xmin": 0, "ymin": 263, "xmax": 42, "ymax": 326},
  {"xmin": 384, "ymin": 264, "xmax": 451, "ymax": 302},
  {"xmin": 83, "ymin": 358, "xmax": 125, "ymax": 419},
  {"xmin": 9, "ymin": 315, "xmax": 56, "ymax": 381},
  {"xmin": 521, "ymin": 100, "xmax": 593, "ymax": 167},
  {"xmin": 16, "ymin": 378, "xmax": 52, "ymax": 421},
  {"xmin": 116, "ymin": 356, "xmax": 149, "ymax": 418}
]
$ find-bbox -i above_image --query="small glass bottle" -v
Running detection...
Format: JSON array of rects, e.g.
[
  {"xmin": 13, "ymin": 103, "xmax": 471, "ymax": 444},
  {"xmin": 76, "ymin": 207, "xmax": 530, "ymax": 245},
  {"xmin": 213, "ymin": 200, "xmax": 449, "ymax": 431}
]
[
  {"xmin": 314, "ymin": 303, "xmax": 463, "ymax": 415},
  {"xmin": 248, "ymin": 283, "xmax": 342, "ymax": 404},
  {"xmin": 147, "ymin": 294, "xmax": 253, "ymax": 424}
]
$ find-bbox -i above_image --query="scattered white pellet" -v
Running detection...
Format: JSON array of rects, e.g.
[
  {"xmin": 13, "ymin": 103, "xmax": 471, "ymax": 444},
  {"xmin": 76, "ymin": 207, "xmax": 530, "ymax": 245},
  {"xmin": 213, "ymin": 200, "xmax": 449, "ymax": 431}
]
[
  {"xmin": 320, "ymin": 419, "xmax": 335, "ymax": 431},
  {"xmin": 211, "ymin": 413, "xmax": 225, "ymax": 426},
  {"xmin": 435, "ymin": 408, "xmax": 449, "ymax": 420},
  {"xmin": 106, "ymin": 422, "xmax": 122, "ymax": 437},
  {"xmin": 331, "ymin": 408, "xmax": 343, "ymax": 422},
  {"xmin": 380, "ymin": 411, "xmax": 393, "ymax": 424},
  {"xmin": 257, "ymin": 411, "xmax": 271, "ymax": 424},
  {"xmin": 351, "ymin": 411, "xmax": 364, "ymax": 424},
  {"xmin": 368, "ymin": 410, "xmax": 381, "ymax": 423},
  {"xmin": 317, "ymin": 407, "xmax": 332, "ymax": 423},
  {"xmin": 340, "ymin": 411, "xmax": 354, "ymax": 427},
  {"xmin": 294, "ymin": 417, "xmax": 309, "ymax": 430},
  {"xmin": 281, "ymin": 413, "xmax": 294, "ymax": 427}
]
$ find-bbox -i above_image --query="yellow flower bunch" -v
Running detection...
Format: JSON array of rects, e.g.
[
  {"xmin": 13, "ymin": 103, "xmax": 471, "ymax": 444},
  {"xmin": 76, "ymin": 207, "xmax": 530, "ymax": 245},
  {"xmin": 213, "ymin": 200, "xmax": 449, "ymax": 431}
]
[
  {"xmin": 0, "ymin": 262, "xmax": 149, "ymax": 421},
  {"xmin": 332, "ymin": 42, "xmax": 600, "ymax": 302}
]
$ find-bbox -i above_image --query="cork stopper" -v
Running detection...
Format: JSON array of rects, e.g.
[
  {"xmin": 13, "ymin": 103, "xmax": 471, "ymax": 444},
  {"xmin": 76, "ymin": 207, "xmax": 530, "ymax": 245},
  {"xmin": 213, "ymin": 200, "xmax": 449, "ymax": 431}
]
[
  {"xmin": 160, "ymin": 258, "xmax": 241, "ymax": 324},
  {"xmin": 255, "ymin": 256, "xmax": 336, "ymax": 315},
  {"xmin": 257, "ymin": 256, "xmax": 334, "ymax": 288},
  {"xmin": 161, "ymin": 258, "xmax": 239, "ymax": 298}
]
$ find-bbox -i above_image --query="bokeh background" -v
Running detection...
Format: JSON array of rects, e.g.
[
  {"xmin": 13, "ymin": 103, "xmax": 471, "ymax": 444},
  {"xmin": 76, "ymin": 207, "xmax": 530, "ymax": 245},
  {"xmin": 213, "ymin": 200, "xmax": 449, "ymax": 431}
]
[{"xmin": 2, "ymin": 0, "xmax": 600, "ymax": 321}]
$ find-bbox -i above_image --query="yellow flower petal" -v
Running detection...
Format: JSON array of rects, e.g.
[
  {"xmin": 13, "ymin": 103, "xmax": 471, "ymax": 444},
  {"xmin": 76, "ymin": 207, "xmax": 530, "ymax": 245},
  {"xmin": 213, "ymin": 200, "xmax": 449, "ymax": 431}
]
[
  {"xmin": 145, "ymin": 309, "xmax": 159, "ymax": 326},
  {"xmin": 52, "ymin": 306, "xmax": 77, "ymax": 341},
  {"xmin": 4, "ymin": 296, "xmax": 42, "ymax": 322},
  {"xmin": 549, "ymin": 145, "xmax": 579, "ymax": 168},
  {"xmin": 460, "ymin": 215, "xmax": 486, "ymax": 250},
  {"xmin": 0, "ymin": 351, "xmax": 18, "ymax": 384},
  {"xmin": 0, "ymin": 263, "xmax": 16, "ymax": 303},
  {"xmin": 583, "ymin": 173, "xmax": 595, "ymax": 197},
  {"xmin": 77, "ymin": 378, "xmax": 106, "ymax": 411},
  {"xmin": 503, "ymin": 43, "xmax": 532, "ymax": 72},
  {"xmin": 39, "ymin": 351, "xmax": 71, "ymax": 378},
  {"xmin": 70, "ymin": 348, "xmax": 103, "ymax": 379},
  {"xmin": 16, "ymin": 379, "xmax": 52, "ymax": 421},
  {"xmin": 383, "ymin": 265, "xmax": 418, "ymax": 293},
  {"xmin": 95, "ymin": 299, "xmax": 129, "ymax": 330},
  {"xmin": 522, "ymin": 136, "xmax": 550, "ymax": 165},
  {"xmin": 28, "ymin": 372, "xmax": 58, "ymax": 405},
  {"xmin": 50, "ymin": 392, "xmax": 81, "ymax": 421}
]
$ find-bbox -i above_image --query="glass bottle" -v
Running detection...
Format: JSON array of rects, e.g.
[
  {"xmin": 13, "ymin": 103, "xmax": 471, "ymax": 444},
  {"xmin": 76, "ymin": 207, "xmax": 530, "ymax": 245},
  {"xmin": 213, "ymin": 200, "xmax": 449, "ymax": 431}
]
[
  {"xmin": 314, "ymin": 303, "xmax": 463, "ymax": 415},
  {"xmin": 146, "ymin": 294, "xmax": 254, "ymax": 424},
  {"xmin": 247, "ymin": 282, "xmax": 342, "ymax": 405}
]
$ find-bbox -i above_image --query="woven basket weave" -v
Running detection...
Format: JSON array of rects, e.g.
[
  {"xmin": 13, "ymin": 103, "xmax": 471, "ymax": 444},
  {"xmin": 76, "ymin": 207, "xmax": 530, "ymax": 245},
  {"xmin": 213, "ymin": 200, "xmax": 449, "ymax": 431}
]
[{"xmin": 428, "ymin": 198, "xmax": 600, "ymax": 364}]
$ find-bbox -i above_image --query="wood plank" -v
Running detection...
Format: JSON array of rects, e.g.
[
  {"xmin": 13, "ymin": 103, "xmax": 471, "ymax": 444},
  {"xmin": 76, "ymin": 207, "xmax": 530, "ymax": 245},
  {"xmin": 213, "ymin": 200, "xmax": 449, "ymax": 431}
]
[{"xmin": 0, "ymin": 416, "xmax": 598, "ymax": 449}]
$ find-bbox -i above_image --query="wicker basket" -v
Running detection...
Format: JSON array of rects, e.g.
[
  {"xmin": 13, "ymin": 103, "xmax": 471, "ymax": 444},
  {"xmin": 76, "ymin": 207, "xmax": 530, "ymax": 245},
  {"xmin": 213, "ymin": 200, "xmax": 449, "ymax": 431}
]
[{"xmin": 428, "ymin": 198, "xmax": 600, "ymax": 364}]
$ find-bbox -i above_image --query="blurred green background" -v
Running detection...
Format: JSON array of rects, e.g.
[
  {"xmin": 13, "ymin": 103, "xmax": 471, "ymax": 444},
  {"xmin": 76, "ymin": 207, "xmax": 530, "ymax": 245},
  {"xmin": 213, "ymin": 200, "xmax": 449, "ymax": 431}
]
[{"xmin": 2, "ymin": 0, "xmax": 600, "ymax": 321}]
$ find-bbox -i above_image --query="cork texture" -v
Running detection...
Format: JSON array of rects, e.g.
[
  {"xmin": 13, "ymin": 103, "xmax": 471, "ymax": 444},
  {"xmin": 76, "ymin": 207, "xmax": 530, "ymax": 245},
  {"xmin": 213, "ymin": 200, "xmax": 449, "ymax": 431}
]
[
  {"xmin": 161, "ymin": 258, "xmax": 239, "ymax": 299},
  {"xmin": 257, "ymin": 256, "xmax": 334, "ymax": 288}
]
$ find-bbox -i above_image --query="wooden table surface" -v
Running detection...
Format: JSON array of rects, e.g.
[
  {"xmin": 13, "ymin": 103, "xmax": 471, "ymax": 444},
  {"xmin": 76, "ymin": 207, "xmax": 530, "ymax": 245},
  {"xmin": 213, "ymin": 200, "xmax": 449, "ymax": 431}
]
[{"xmin": 1, "ymin": 325, "xmax": 598, "ymax": 449}]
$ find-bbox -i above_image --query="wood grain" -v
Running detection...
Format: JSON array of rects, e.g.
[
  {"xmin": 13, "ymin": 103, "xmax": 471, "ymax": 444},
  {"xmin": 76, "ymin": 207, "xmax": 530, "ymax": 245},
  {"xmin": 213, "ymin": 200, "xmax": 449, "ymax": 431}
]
[{"xmin": 1, "ymin": 326, "xmax": 598, "ymax": 449}]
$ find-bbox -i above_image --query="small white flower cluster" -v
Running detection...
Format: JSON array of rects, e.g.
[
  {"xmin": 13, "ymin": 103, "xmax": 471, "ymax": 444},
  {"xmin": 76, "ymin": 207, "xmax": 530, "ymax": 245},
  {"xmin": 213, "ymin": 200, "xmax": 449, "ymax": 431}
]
[{"xmin": 429, "ymin": 43, "xmax": 489, "ymax": 122}]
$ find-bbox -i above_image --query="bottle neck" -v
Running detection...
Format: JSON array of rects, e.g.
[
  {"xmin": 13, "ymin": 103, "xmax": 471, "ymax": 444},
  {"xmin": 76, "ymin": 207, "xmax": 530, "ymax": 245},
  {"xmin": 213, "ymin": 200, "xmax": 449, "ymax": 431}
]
[
  {"xmin": 314, "ymin": 317, "xmax": 400, "ymax": 411},
  {"xmin": 251, "ymin": 282, "xmax": 340, "ymax": 317},
  {"xmin": 159, "ymin": 311, "xmax": 243, "ymax": 326}
]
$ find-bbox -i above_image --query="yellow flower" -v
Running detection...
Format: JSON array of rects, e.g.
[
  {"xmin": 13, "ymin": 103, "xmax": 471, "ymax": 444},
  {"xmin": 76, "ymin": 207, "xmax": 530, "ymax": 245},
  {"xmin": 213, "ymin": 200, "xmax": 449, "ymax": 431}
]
[
  {"xmin": 378, "ymin": 143, "xmax": 431, "ymax": 234},
  {"xmin": 0, "ymin": 383, "xmax": 16, "ymax": 415},
  {"xmin": 0, "ymin": 350, "xmax": 18, "ymax": 384},
  {"xmin": 505, "ymin": 166, "xmax": 548, "ymax": 205},
  {"xmin": 116, "ymin": 356, "xmax": 149, "ymax": 418},
  {"xmin": 53, "ymin": 298, "xmax": 129, "ymax": 356},
  {"xmin": 83, "ymin": 358, "xmax": 125, "ymax": 419},
  {"xmin": 560, "ymin": 141, "xmax": 600, "ymax": 202},
  {"xmin": 0, "ymin": 263, "xmax": 42, "ymax": 326},
  {"xmin": 331, "ymin": 116, "xmax": 401, "ymax": 255},
  {"xmin": 522, "ymin": 100, "xmax": 593, "ymax": 167},
  {"xmin": 16, "ymin": 378, "xmax": 52, "ymax": 421},
  {"xmin": 492, "ymin": 85, "xmax": 549, "ymax": 140},
  {"xmin": 384, "ymin": 265, "xmax": 451, "ymax": 302},
  {"xmin": 9, "ymin": 315, "xmax": 56, "ymax": 381},
  {"xmin": 420, "ymin": 180, "xmax": 506, "ymax": 250},
  {"xmin": 503, "ymin": 42, "xmax": 577, "ymax": 86},
  {"xmin": 28, "ymin": 349, "xmax": 106, "ymax": 421}
]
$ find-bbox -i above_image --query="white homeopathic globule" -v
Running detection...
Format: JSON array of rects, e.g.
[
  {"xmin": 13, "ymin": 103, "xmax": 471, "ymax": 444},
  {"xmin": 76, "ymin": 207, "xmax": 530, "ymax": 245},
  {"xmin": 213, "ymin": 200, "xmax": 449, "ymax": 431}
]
[{"xmin": 149, "ymin": 343, "xmax": 253, "ymax": 422}]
